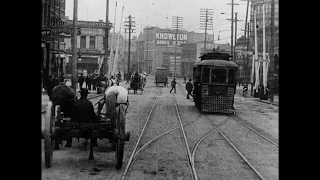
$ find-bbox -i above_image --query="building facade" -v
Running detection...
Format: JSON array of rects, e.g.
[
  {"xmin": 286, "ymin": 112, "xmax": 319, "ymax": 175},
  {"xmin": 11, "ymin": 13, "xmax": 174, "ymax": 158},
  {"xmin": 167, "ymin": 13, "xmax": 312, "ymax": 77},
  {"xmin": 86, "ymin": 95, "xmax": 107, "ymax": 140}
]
[
  {"xmin": 41, "ymin": 0, "xmax": 66, "ymax": 87},
  {"xmin": 137, "ymin": 26, "xmax": 216, "ymax": 77},
  {"xmin": 63, "ymin": 19, "xmax": 109, "ymax": 77}
]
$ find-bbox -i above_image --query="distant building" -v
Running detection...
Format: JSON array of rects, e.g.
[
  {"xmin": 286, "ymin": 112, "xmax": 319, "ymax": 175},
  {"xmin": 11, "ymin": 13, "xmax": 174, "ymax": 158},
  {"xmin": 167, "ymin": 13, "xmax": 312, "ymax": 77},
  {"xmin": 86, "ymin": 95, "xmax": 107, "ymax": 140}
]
[
  {"xmin": 63, "ymin": 19, "xmax": 109, "ymax": 76},
  {"xmin": 136, "ymin": 26, "xmax": 217, "ymax": 77}
]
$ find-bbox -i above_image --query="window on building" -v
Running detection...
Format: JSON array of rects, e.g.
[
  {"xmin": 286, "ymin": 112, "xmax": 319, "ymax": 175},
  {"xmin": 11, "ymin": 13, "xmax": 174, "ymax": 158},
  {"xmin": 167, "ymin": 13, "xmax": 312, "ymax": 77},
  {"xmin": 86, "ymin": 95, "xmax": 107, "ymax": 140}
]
[
  {"xmin": 80, "ymin": 36, "xmax": 86, "ymax": 49},
  {"xmin": 89, "ymin": 36, "xmax": 95, "ymax": 49}
]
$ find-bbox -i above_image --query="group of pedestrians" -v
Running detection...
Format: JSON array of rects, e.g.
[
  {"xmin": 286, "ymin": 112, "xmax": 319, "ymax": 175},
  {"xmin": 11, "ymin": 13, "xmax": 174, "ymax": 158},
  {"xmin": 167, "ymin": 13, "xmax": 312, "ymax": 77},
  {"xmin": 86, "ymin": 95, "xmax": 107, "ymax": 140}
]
[
  {"xmin": 77, "ymin": 74, "xmax": 102, "ymax": 91},
  {"xmin": 169, "ymin": 76, "xmax": 201, "ymax": 101}
]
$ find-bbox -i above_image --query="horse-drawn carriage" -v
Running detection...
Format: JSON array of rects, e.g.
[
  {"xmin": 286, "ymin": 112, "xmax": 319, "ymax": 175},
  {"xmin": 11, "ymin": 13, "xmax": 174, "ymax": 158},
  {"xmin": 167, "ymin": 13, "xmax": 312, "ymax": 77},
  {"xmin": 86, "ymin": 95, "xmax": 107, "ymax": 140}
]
[
  {"xmin": 41, "ymin": 85, "xmax": 130, "ymax": 170},
  {"xmin": 127, "ymin": 73, "xmax": 145, "ymax": 94}
]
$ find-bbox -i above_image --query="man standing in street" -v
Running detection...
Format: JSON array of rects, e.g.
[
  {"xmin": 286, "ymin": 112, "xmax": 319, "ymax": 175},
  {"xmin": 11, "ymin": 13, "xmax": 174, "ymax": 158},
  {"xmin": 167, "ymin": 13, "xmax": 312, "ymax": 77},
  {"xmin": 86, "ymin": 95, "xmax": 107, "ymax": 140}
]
[
  {"xmin": 185, "ymin": 79, "xmax": 193, "ymax": 99},
  {"xmin": 78, "ymin": 74, "xmax": 85, "ymax": 89},
  {"xmin": 170, "ymin": 78, "xmax": 177, "ymax": 93}
]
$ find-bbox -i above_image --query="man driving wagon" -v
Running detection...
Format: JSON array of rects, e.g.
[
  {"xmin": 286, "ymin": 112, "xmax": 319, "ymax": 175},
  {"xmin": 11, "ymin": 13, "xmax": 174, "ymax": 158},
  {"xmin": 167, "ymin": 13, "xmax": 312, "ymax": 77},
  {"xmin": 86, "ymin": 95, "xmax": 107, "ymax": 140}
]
[{"xmin": 42, "ymin": 84, "xmax": 130, "ymax": 169}]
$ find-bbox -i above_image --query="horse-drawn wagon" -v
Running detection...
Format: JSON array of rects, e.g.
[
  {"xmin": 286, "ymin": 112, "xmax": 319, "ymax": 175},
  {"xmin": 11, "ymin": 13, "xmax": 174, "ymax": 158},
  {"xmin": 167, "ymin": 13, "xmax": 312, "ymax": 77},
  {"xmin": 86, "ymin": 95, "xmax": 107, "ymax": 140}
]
[
  {"xmin": 41, "ymin": 85, "xmax": 130, "ymax": 170},
  {"xmin": 127, "ymin": 73, "xmax": 145, "ymax": 94}
]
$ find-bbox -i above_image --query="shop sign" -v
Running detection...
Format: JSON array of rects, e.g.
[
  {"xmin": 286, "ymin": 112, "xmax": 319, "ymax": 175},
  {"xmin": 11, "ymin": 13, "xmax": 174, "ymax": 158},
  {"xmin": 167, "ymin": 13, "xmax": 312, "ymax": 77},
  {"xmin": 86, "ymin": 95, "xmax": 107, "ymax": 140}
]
[{"xmin": 155, "ymin": 32, "xmax": 188, "ymax": 47}]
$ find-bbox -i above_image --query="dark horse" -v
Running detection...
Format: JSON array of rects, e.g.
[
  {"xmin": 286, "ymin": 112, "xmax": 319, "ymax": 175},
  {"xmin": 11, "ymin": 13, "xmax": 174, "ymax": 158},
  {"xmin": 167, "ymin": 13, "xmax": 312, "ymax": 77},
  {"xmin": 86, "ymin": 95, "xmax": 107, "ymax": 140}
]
[{"xmin": 50, "ymin": 84, "xmax": 76, "ymax": 149}]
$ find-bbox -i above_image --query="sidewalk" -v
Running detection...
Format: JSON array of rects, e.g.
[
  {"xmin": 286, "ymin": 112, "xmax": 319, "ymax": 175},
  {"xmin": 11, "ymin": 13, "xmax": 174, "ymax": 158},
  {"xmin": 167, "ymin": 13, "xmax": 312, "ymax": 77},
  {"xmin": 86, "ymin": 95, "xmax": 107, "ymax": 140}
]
[{"xmin": 235, "ymin": 84, "xmax": 279, "ymax": 106}]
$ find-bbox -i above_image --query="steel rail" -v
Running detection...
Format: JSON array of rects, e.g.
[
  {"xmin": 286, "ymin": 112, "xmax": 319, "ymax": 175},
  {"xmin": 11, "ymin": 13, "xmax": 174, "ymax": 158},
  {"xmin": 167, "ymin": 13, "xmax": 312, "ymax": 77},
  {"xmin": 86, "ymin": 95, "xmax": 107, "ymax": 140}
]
[
  {"xmin": 132, "ymin": 120, "xmax": 196, "ymax": 160},
  {"xmin": 230, "ymin": 115, "xmax": 279, "ymax": 147},
  {"xmin": 173, "ymin": 95, "xmax": 198, "ymax": 180},
  {"xmin": 121, "ymin": 89, "xmax": 162, "ymax": 180},
  {"xmin": 190, "ymin": 118, "xmax": 229, "ymax": 163},
  {"xmin": 205, "ymin": 115, "xmax": 266, "ymax": 180}
]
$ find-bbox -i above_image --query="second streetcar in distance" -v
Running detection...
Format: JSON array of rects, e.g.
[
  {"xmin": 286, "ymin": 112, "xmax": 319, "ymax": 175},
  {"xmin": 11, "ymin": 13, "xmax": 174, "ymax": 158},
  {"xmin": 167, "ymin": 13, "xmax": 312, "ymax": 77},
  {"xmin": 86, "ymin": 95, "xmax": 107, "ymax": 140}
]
[{"xmin": 192, "ymin": 49, "xmax": 238, "ymax": 113}]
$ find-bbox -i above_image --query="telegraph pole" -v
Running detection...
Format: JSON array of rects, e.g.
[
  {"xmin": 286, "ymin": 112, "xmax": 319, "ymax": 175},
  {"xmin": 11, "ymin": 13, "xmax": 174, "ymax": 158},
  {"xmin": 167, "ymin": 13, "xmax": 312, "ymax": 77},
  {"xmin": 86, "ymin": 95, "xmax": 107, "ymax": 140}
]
[
  {"xmin": 244, "ymin": 0, "xmax": 250, "ymax": 86},
  {"xmin": 71, "ymin": 0, "xmax": 78, "ymax": 91},
  {"xmin": 104, "ymin": 0, "xmax": 109, "ymax": 76},
  {"xmin": 124, "ymin": 15, "xmax": 136, "ymax": 74},
  {"xmin": 200, "ymin": 8, "xmax": 213, "ymax": 52},
  {"xmin": 246, "ymin": 22, "xmax": 250, "ymax": 87},
  {"xmin": 227, "ymin": 0, "xmax": 239, "ymax": 62},
  {"xmin": 172, "ymin": 16, "xmax": 183, "ymax": 78},
  {"xmin": 234, "ymin": 12, "xmax": 237, "ymax": 62},
  {"xmin": 230, "ymin": 0, "xmax": 234, "ymax": 61},
  {"xmin": 269, "ymin": 0, "xmax": 275, "ymax": 102}
]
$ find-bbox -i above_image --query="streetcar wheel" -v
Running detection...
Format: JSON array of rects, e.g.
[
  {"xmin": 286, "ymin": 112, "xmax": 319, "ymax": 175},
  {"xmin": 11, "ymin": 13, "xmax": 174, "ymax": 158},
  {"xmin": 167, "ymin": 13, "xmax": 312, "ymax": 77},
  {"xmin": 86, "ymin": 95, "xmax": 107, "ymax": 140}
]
[
  {"xmin": 115, "ymin": 104, "xmax": 126, "ymax": 170},
  {"xmin": 44, "ymin": 101, "xmax": 54, "ymax": 168}
]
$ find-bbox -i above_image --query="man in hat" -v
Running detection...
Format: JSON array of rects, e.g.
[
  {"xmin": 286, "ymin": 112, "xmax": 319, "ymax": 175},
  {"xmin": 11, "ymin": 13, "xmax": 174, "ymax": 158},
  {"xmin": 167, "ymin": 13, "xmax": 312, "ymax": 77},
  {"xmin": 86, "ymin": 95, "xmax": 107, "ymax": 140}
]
[
  {"xmin": 170, "ymin": 78, "xmax": 177, "ymax": 93},
  {"xmin": 65, "ymin": 88, "xmax": 98, "ymax": 147},
  {"xmin": 185, "ymin": 79, "xmax": 193, "ymax": 99}
]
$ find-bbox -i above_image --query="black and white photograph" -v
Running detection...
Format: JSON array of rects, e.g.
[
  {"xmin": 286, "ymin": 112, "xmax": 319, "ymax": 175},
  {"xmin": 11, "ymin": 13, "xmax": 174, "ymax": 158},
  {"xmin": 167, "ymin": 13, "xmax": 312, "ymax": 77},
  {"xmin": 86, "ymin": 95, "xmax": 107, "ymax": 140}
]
[{"xmin": 41, "ymin": 0, "xmax": 279, "ymax": 179}]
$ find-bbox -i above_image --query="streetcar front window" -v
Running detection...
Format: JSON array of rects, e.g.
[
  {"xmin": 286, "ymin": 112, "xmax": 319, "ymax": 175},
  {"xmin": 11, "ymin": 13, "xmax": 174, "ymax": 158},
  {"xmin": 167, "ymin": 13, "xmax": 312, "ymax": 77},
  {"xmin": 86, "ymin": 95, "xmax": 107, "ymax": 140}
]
[
  {"xmin": 211, "ymin": 69, "xmax": 227, "ymax": 84},
  {"xmin": 202, "ymin": 67, "xmax": 210, "ymax": 83},
  {"xmin": 228, "ymin": 69, "xmax": 236, "ymax": 85}
]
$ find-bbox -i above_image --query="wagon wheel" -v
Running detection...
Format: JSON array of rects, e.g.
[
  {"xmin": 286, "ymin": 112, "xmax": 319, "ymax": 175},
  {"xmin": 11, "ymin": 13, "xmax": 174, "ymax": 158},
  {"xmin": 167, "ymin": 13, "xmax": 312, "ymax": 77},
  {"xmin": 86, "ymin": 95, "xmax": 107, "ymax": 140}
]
[
  {"xmin": 115, "ymin": 104, "xmax": 126, "ymax": 170},
  {"xmin": 43, "ymin": 101, "xmax": 56, "ymax": 168}
]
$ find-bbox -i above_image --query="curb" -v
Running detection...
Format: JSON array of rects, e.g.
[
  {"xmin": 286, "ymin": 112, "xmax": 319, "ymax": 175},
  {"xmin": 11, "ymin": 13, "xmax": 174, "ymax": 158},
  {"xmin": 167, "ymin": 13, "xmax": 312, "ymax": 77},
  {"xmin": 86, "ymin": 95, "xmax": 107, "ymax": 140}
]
[{"xmin": 256, "ymin": 99, "xmax": 279, "ymax": 106}]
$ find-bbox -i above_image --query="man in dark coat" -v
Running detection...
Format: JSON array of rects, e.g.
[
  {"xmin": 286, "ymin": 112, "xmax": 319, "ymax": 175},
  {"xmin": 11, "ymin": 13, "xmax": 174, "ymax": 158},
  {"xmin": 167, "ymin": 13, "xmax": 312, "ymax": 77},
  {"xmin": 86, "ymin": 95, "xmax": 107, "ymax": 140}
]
[
  {"xmin": 185, "ymin": 79, "xmax": 193, "ymax": 99},
  {"xmin": 87, "ymin": 75, "xmax": 92, "ymax": 91},
  {"xmin": 132, "ymin": 72, "xmax": 140, "ymax": 93},
  {"xmin": 170, "ymin": 78, "xmax": 177, "ymax": 93},
  {"xmin": 92, "ymin": 75, "xmax": 97, "ymax": 91},
  {"xmin": 46, "ymin": 75, "xmax": 54, "ymax": 100},
  {"xmin": 78, "ymin": 74, "xmax": 85, "ymax": 89},
  {"xmin": 65, "ymin": 88, "xmax": 98, "ymax": 147}
]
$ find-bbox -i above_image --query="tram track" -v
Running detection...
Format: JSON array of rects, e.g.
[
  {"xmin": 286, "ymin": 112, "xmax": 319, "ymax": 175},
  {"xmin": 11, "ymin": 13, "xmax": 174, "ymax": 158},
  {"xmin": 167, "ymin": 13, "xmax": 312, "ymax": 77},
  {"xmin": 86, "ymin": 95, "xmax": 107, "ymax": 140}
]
[
  {"xmin": 199, "ymin": 114, "xmax": 266, "ymax": 180},
  {"xmin": 121, "ymin": 87, "xmax": 198, "ymax": 180},
  {"xmin": 175, "ymin": 81, "xmax": 277, "ymax": 179}
]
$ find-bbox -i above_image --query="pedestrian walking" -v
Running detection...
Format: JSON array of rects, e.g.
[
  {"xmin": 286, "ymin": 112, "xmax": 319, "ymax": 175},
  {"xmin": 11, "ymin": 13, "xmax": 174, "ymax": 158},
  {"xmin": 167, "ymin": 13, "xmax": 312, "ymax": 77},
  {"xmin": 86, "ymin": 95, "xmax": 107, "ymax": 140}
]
[
  {"xmin": 85, "ymin": 75, "xmax": 90, "ymax": 89},
  {"xmin": 47, "ymin": 75, "xmax": 54, "ymax": 100},
  {"xmin": 87, "ymin": 75, "xmax": 92, "ymax": 91},
  {"xmin": 117, "ymin": 71, "xmax": 122, "ymax": 81},
  {"xmin": 169, "ymin": 78, "xmax": 177, "ymax": 93},
  {"xmin": 92, "ymin": 75, "xmax": 97, "ymax": 91},
  {"xmin": 183, "ymin": 74, "xmax": 186, "ymax": 84},
  {"xmin": 185, "ymin": 79, "xmax": 193, "ymax": 99},
  {"xmin": 78, "ymin": 74, "xmax": 85, "ymax": 89},
  {"xmin": 126, "ymin": 72, "xmax": 131, "ymax": 85}
]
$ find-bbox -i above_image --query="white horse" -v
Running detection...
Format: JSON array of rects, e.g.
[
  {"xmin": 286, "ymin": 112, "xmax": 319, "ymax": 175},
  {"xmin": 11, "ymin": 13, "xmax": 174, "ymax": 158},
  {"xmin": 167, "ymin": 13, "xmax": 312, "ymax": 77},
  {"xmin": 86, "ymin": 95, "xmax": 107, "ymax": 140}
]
[{"xmin": 104, "ymin": 85, "xmax": 129, "ymax": 118}]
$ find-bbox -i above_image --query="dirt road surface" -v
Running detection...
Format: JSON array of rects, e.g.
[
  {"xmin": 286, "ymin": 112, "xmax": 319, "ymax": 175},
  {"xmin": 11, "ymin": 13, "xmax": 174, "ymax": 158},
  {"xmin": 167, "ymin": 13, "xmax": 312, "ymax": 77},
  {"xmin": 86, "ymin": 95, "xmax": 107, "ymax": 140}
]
[{"xmin": 42, "ymin": 75, "xmax": 278, "ymax": 180}]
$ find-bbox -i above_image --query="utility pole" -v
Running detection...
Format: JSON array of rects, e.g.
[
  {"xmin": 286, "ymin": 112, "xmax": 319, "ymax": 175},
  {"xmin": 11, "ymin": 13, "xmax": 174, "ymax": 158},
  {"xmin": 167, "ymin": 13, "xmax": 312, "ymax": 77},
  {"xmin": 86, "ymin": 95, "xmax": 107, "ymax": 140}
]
[
  {"xmin": 172, "ymin": 16, "xmax": 183, "ymax": 78},
  {"xmin": 200, "ymin": 8, "xmax": 213, "ymax": 52},
  {"xmin": 234, "ymin": 12, "xmax": 237, "ymax": 62},
  {"xmin": 104, "ymin": 0, "xmax": 109, "ymax": 76},
  {"xmin": 246, "ymin": 22, "xmax": 250, "ymax": 87},
  {"xmin": 124, "ymin": 29, "xmax": 127, "ymax": 71},
  {"xmin": 124, "ymin": 15, "xmax": 136, "ymax": 74},
  {"xmin": 269, "ymin": 0, "xmax": 275, "ymax": 102},
  {"xmin": 227, "ymin": 0, "xmax": 239, "ymax": 62},
  {"xmin": 71, "ymin": 0, "xmax": 78, "ymax": 91},
  {"xmin": 244, "ymin": 0, "xmax": 250, "ymax": 86}
]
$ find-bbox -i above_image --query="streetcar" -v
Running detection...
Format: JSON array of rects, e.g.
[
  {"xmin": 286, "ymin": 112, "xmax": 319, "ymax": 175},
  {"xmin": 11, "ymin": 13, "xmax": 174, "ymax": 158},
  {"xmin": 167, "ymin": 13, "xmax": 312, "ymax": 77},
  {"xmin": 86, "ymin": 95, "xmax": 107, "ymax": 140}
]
[{"xmin": 192, "ymin": 49, "xmax": 238, "ymax": 113}]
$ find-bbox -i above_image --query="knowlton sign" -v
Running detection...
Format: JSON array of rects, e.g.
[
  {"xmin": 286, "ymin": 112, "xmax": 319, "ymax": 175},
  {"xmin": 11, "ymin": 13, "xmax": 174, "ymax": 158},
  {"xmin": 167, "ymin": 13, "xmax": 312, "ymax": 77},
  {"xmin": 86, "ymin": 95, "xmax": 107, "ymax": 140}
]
[{"xmin": 155, "ymin": 32, "xmax": 187, "ymax": 46}]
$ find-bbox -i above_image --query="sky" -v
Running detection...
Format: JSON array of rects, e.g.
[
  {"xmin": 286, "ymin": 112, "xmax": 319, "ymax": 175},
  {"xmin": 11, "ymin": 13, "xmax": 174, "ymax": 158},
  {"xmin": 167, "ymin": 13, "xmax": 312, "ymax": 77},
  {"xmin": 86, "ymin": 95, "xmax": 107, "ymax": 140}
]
[{"xmin": 65, "ymin": 0, "xmax": 250, "ymax": 44}]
